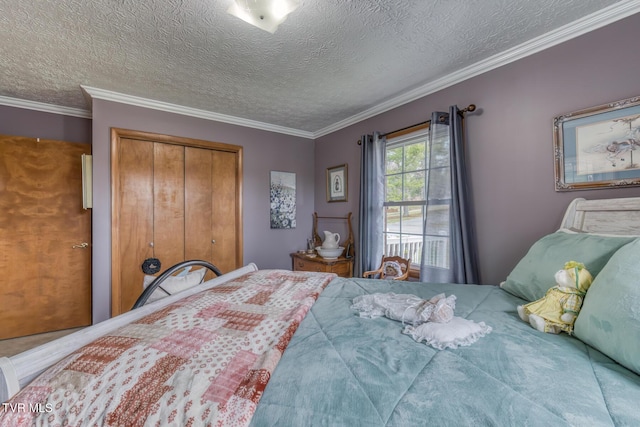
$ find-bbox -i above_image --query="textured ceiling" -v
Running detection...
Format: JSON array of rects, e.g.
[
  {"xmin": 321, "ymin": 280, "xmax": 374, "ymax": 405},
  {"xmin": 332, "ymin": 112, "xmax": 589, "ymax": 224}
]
[{"xmin": 0, "ymin": 0, "xmax": 633, "ymax": 135}]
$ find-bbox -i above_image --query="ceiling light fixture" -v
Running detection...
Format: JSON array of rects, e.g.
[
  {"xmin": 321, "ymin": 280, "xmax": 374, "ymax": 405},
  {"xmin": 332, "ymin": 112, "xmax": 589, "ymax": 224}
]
[{"xmin": 227, "ymin": 0, "xmax": 300, "ymax": 34}]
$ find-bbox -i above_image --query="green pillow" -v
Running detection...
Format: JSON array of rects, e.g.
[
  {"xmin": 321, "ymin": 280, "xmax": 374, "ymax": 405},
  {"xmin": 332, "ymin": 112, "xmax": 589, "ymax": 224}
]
[
  {"xmin": 573, "ymin": 239, "xmax": 640, "ymax": 374},
  {"xmin": 500, "ymin": 231, "xmax": 634, "ymax": 302},
  {"xmin": 574, "ymin": 238, "xmax": 640, "ymax": 375}
]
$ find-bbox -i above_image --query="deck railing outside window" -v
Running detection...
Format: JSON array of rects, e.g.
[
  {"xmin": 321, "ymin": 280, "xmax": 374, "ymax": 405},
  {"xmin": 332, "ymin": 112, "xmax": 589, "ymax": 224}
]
[{"xmin": 384, "ymin": 236, "xmax": 449, "ymax": 269}]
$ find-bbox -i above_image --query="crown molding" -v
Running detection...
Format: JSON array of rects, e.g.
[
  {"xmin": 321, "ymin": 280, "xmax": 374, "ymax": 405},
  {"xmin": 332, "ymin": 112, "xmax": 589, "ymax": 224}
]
[
  {"xmin": 312, "ymin": 0, "xmax": 640, "ymax": 138},
  {"xmin": 81, "ymin": 86, "xmax": 315, "ymax": 139},
  {"xmin": 0, "ymin": 95, "xmax": 91, "ymax": 119}
]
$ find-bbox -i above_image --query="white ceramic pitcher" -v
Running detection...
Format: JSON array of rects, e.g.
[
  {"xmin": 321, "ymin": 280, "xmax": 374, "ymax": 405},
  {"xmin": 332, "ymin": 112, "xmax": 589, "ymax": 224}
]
[{"xmin": 321, "ymin": 231, "xmax": 340, "ymax": 249}]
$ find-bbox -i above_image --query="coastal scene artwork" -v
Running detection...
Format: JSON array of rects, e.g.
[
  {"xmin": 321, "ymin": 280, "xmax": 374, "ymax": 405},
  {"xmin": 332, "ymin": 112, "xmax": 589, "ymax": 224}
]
[
  {"xmin": 554, "ymin": 95, "xmax": 640, "ymax": 191},
  {"xmin": 576, "ymin": 113, "xmax": 640, "ymax": 174}
]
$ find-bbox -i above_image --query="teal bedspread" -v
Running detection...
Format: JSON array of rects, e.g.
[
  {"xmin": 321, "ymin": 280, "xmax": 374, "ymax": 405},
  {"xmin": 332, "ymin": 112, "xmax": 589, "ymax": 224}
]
[{"xmin": 251, "ymin": 278, "xmax": 640, "ymax": 426}]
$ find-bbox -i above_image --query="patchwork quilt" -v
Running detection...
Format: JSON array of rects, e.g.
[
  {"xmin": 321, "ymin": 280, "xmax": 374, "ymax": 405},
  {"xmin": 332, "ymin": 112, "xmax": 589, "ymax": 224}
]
[{"xmin": 0, "ymin": 270, "xmax": 335, "ymax": 427}]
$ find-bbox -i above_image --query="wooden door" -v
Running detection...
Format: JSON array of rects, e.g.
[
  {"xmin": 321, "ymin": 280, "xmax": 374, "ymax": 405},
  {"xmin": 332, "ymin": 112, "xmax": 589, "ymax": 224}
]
[
  {"xmin": 153, "ymin": 143, "xmax": 186, "ymax": 269},
  {"xmin": 112, "ymin": 138, "xmax": 154, "ymax": 316},
  {"xmin": 185, "ymin": 147, "xmax": 213, "ymax": 264},
  {"xmin": 113, "ymin": 140, "xmax": 189, "ymax": 314},
  {"xmin": 185, "ymin": 147, "xmax": 239, "ymax": 275},
  {"xmin": 111, "ymin": 129, "xmax": 243, "ymax": 316},
  {"xmin": 0, "ymin": 135, "xmax": 92, "ymax": 339},
  {"xmin": 211, "ymin": 150, "xmax": 240, "ymax": 273}
]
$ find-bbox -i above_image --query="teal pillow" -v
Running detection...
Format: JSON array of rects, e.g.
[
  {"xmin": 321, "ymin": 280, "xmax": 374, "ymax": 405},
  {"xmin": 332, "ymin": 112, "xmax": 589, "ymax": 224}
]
[
  {"xmin": 574, "ymin": 238, "xmax": 640, "ymax": 375},
  {"xmin": 500, "ymin": 231, "xmax": 634, "ymax": 302}
]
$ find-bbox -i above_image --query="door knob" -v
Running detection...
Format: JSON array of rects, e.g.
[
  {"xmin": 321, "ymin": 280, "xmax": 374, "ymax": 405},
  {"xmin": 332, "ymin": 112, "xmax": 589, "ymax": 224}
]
[
  {"xmin": 72, "ymin": 242, "xmax": 89, "ymax": 249},
  {"xmin": 212, "ymin": 240, "xmax": 216, "ymax": 244}
]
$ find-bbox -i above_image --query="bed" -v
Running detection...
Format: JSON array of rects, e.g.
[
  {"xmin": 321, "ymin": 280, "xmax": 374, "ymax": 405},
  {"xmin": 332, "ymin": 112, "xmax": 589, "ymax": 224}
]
[{"xmin": 1, "ymin": 197, "xmax": 639, "ymax": 426}]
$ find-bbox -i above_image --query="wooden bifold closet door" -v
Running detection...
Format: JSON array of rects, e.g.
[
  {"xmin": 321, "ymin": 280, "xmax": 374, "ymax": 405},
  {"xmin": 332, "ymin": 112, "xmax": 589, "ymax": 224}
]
[
  {"xmin": 0, "ymin": 135, "xmax": 92, "ymax": 339},
  {"xmin": 111, "ymin": 129, "xmax": 242, "ymax": 316}
]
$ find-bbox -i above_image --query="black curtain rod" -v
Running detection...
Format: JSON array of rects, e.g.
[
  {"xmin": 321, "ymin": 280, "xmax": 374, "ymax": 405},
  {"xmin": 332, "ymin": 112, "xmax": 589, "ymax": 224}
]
[{"xmin": 358, "ymin": 104, "xmax": 476, "ymax": 144}]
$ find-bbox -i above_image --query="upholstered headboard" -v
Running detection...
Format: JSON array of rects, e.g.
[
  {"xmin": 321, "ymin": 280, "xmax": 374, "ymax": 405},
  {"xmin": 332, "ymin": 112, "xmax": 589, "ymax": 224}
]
[{"xmin": 560, "ymin": 197, "xmax": 640, "ymax": 235}]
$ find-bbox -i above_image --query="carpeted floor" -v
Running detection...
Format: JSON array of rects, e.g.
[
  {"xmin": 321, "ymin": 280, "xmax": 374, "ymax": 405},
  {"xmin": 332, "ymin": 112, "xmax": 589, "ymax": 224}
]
[{"xmin": 0, "ymin": 328, "xmax": 83, "ymax": 357}]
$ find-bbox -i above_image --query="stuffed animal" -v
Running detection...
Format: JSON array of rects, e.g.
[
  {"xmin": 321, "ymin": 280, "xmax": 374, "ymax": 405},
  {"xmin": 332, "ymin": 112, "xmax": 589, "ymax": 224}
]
[{"xmin": 517, "ymin": 261, "xmax": 593, "ymax": 334}]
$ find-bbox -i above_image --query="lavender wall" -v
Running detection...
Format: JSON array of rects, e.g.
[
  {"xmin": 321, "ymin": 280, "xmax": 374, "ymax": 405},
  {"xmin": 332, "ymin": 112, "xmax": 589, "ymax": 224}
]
[
  {"xmin": 314, "ymin": 14, "xmax": 640, "ymax": 285},
  {"xmin": 0, "ymin": 106, "xmax": 91, "ymax": 144},
  {"xmin": 91, "ymin": 100, "xmax": 314, "ymax": 322}
]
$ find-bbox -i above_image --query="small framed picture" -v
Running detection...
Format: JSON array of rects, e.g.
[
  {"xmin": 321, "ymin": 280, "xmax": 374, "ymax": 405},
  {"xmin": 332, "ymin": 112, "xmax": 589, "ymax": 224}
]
[
  {"xmin": 326, "ymin": 164, "xmax": 348, "ymax": 202},
  {"xmin": 554, "ymin": 95, "xmax": 640, "ymax": 191}
]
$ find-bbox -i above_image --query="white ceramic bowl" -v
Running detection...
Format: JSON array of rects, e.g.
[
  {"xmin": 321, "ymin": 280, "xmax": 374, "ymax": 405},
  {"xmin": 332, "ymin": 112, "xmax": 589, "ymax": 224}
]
[{"xmin": 315, "ymin": 246, "xmax": 345, "ymax": 259}]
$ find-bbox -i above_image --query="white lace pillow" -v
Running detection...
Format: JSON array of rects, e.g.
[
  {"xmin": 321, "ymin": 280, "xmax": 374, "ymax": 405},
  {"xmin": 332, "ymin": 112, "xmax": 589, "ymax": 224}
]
[
  {"xmin": 403, "ymin": 317, "xmax": 492, "ymax": 350},
  {"xmin": 142, "ymin": 268, "xmax": 206, "ymax": 303}
]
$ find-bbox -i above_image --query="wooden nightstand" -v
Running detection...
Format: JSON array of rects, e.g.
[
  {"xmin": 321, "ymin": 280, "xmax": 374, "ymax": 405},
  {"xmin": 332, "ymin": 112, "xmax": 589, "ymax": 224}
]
[{"xmin": 291, "ymin": 253, "xmax": 354, "ymax": 278}]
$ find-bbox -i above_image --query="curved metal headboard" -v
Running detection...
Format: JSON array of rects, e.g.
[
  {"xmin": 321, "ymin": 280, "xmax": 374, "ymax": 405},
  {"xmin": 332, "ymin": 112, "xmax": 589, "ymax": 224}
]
[{"xmin": 132, "ymin": 260, "xmax": 222, "ymax": 309}]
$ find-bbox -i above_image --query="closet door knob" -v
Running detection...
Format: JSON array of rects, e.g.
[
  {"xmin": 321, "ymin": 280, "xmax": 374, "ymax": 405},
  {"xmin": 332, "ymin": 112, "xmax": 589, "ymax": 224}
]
[
  {"xmin": 149, "ymin": 242, "xmax": 154, "ymax": 247},
  {"xmin": 72, "ymin": 242, "xmax": 89, "ymax": 249},
  {"xmin": 211, "ymin": 240, "xmax": 216, "ymax": 244}
]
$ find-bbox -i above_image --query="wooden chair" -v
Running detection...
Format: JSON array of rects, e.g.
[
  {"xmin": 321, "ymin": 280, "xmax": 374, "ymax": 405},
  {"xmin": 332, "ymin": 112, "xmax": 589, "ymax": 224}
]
[{"xmin": 363, "ymin": 255, "xmax": 411, "ymax": 281}]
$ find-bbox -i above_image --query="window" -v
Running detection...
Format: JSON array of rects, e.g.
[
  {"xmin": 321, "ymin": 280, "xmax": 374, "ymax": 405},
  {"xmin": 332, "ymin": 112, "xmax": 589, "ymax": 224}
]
[{"xmin": 383, "ymin": 126, "xmax": 451, "ymax": 270}]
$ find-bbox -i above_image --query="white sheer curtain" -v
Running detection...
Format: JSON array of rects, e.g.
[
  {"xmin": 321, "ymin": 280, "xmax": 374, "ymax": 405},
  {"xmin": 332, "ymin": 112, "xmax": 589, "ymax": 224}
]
[{"xmin": 420, "ymin": 106, "xmax": 479, "ymax": 284}]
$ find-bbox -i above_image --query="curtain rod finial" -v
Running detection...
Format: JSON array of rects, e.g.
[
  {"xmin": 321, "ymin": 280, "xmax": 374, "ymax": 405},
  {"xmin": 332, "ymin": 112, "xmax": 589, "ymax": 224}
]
[{"xmin": 457, "ymin": 104, "xmax": 478, "ymax": 117}]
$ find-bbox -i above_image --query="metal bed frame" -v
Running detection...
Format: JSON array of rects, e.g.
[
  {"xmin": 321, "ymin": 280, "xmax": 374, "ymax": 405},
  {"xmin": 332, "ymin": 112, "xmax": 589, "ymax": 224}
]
[{"xmin": 131, "ymin": 260, "xmax": 223, "ymax": 309}]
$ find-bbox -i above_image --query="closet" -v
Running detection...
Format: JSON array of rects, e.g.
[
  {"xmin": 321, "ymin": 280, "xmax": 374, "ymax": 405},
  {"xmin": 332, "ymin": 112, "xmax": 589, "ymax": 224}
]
[{"xmin": 111, "ymin": 129, "xmax": 242, "ymax": 316}]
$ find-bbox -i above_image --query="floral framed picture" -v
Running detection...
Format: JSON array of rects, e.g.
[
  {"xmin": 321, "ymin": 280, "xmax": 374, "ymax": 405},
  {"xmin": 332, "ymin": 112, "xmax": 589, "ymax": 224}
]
[
  {"xmin": 270, "ymin": 171, "xmax": 296, "ymax": 229},
  {"xmin": 554, "ymin": 95, "xmax": 640, "ymax": 191},
  {"xmin": 326, "ymin": 164, "xmax": 348, "ymax": 202}
]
